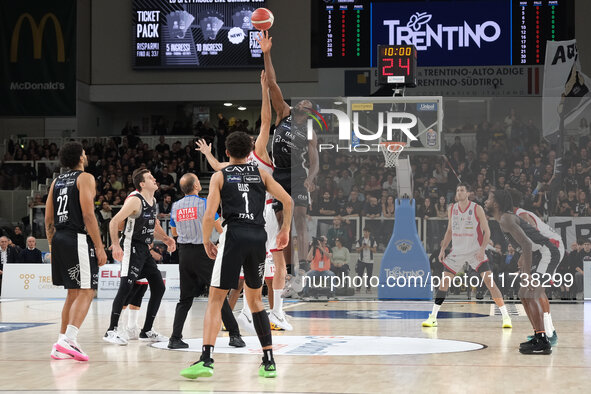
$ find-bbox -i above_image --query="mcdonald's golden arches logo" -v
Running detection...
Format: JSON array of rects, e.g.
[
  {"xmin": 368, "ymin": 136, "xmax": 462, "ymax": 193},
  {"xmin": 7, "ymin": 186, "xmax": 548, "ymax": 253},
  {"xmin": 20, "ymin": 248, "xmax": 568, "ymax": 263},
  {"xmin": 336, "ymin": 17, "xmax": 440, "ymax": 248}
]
[{"xmin": 10, "ymin": 12, "xmax": 65, "ymax": 63}]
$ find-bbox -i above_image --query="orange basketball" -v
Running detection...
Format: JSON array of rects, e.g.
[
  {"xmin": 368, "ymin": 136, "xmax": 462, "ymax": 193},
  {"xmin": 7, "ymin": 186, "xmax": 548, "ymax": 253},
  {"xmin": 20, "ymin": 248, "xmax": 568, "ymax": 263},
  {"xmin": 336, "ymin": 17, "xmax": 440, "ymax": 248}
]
[{"xmin": 251, "ymin": 8, "xmax": 274, "ymax": 31}]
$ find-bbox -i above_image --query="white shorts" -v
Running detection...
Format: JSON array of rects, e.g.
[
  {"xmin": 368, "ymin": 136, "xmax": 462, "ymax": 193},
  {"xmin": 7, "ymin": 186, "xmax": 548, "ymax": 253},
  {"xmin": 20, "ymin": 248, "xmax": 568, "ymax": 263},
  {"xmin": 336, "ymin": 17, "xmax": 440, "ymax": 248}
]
[
  {"xmin": 240, "ymin": 252, "xmax": 275, "ymax": 280},
  {"xmin": 264, "ymin": 202, "xmax": 280, "ymax": 252},
  {"xmin": 442, "ymin": 250, "xmax": 490, "ymax": 275}
]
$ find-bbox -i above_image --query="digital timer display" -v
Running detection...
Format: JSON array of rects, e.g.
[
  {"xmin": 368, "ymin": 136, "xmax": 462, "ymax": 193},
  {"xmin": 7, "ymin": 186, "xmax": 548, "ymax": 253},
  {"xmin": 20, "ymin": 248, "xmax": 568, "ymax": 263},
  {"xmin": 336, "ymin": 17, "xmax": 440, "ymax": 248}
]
[{"xmin": 377, "ymin": 45, "xmax": 417, "ymax": 86}]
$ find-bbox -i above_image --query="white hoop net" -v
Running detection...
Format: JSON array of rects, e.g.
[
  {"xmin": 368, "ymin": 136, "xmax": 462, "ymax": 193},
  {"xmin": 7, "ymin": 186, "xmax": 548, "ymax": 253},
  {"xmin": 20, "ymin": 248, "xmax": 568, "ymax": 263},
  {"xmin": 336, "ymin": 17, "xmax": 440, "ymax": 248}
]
[{"xmin": 380, "ymin": 142, "xmax": 406, "ymax": 168}]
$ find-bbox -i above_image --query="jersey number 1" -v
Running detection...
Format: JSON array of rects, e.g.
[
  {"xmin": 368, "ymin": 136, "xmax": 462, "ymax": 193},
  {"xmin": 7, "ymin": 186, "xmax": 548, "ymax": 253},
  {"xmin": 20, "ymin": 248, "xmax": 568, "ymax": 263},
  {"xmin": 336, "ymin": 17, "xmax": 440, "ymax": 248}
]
[{"xmin": 242, "ymin": 192, "xmax": 250, "ymax": 214}]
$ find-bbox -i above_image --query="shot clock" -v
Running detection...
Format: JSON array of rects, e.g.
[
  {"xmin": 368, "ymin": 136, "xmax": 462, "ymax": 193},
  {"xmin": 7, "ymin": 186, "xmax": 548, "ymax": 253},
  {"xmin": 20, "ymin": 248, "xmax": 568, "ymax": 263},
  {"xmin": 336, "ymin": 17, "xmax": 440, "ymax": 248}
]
[{"xmin": 377, "ymin": 45, "xmax": 417, "ymax": 87}]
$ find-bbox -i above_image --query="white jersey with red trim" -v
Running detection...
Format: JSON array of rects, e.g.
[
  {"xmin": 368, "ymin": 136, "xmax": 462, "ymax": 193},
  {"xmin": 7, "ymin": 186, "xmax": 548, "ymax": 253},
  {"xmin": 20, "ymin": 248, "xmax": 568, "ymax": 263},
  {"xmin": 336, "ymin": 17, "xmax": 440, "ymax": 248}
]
[
  {"xmin": 450, "ymin": 201, "xmax": 483, "ymax": 254},
  {"xmin": 247, "ymin": 151, "xmax": 274, "ymax": 201},
  {"xmin": 514, "ymin": 208, "xmax": 563, "ymax": 247}
]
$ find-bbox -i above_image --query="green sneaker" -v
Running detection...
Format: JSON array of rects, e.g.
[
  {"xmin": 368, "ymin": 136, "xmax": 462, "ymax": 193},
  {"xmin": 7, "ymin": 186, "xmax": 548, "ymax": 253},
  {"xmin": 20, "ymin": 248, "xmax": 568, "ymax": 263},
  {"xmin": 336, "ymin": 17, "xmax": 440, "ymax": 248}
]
[
  {"xmin": 258, "ymin": 360, "xmax": 277, "ymax": 378},
  {"xmin": 421, "ymin": 313, "xmax": 438, "ymax": 327},
  {"xmin": 527, "ymin": 330, "xmax": 557, "ymax": 346},
  {"xmin": 180, "ymin": 360, "xmax": 214, "ymax": 379}
]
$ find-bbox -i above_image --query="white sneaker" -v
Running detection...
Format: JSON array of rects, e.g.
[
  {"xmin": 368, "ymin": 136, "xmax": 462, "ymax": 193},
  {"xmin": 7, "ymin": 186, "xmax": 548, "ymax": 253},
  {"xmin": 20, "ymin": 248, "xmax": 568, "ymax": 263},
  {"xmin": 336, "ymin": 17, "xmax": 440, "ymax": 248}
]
[
  {"xmin": 237, "ymin": 311, "xmax": 256, "ymax": 335},
  {"xmin": 55, "ymin": 338, "xmax": 89, "ymax": 361},
  {"xmin": 139, "ymin": 330, "xmax": 168, "ymax": 342},
  {"xmin": 103, "ymin": 329, "xmax": 128, "ymax": 346},
  {"xmin": 126, "ymin": 327, "xmax": 140, "ymax": 340},
  {"xmin": 268, "ymin": 310, "xmax": 293, "ymax": 331},
  {"xmin": 50, "ymin": 343, "xmax": 74, "ymax": 360}
]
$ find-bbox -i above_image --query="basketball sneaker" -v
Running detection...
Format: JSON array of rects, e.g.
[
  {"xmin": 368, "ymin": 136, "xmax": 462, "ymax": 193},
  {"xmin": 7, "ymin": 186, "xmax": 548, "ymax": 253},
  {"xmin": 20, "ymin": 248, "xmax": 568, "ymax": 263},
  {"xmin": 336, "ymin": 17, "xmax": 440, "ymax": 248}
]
[
  {"xmin": 270, "ymin": 322, "xmax": 284, "ymax": 331},
  {"xmin": 139, "ymin": 330, "xmax": 168, "ymax": 342},
  {"xmin": 502, "ymin": 316, "xmax": 512, "ymax": 328},
  {"xmin": 103, "ymin": 329, "xmax": 128, "ymax": 345},
  {"xmin": 421, "ymin": 313, "xmax": 438, "ymax": 327},
  {"xmin": 258, "ymin": 359, "xmax": 277, "ymax": 378},
  {"xmin": 268, "ymin": 310, "xmax": 293, "ymax": 331},
  {"xmin": 50, "ymin": 343, "xmax": 74, "ymax": 360},
  {"xmin": 237, "ymin": 311, "xmax": 257, "ymax": 335},
  {"xmin": 519, "ymin": 333, "xmax": 552, "ymax": 355},
  {"xmin": 55, "ymin": 338, "xmax": 89, "ymax": 361},
  {"xmin": 527, "ymin": 330, "xmax": 557, "ymax": 346},
  {"xmin": 180, "ymin": 359, "xmax": 214, "ymax": 379}
]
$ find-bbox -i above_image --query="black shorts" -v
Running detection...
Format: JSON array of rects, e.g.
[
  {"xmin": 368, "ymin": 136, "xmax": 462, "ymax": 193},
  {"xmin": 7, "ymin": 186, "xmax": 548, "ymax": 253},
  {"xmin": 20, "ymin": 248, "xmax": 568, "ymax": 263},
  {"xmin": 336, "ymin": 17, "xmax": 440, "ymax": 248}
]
[
  {"xmin": 211, "ymin": 224, "xmax": 266, "ymax": 290},
  {"xmin": 124, "ymin": 283, "xmax": 148, "ymax": 307},
  {"xmin": 121, "ymin": 242, "xmax": 158, "ymax": 283},
  {"xmin": 178, "ymin": 243, "xmax": 215, "ymax": 297},
  {"xmin": 272, "ymin": 169, "xmax": 309, "ymax": 211},
  {"xmin": 51, "ymin": 231, "xmax": 98, "ymax": 290}
]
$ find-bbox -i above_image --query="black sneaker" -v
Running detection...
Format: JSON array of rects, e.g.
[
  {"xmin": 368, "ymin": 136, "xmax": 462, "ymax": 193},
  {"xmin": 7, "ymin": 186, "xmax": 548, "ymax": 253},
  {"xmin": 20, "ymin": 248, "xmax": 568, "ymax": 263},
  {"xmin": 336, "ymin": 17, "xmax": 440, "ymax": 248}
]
[
  {"xmin": 519, "ymin": 333, "xmax": 552, "ymax": 355},
  {"xmin": 229, "ymin": 335, "xmax": 246, "ymax": 348},
  {"xmin": 168, "ymin": 337, "xmax": 189, "ymax": 349}
]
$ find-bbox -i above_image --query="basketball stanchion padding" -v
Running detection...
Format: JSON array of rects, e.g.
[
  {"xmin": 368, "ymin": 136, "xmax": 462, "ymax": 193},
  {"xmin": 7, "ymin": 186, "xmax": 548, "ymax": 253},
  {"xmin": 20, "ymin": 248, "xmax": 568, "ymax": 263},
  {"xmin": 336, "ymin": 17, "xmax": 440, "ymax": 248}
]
[{"xmin": 378, "ymin": 199, "xmax": 432, "ymax": 300}]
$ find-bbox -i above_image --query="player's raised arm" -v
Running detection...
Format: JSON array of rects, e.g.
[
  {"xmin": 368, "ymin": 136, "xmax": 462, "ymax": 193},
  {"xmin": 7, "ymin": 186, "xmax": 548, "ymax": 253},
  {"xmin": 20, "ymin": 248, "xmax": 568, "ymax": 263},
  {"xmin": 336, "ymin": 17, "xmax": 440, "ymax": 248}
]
[
  {"xmin": 109, "ymin": 195, "xmax": 141, "ymax": 262},
  {"xmin": 196, "ymin": 139, "xmax": 230, "ymax": 171},
  {"xmin": 203, "ymin": 171, "xmax": 223, "ymax": 259},
  {"xmin": 257, "ymin": 30, "xmax": 290, "ymax": 124},
  {"xmin": 254, "ymin": 69, "xmax": 273, "ymax": 163}
]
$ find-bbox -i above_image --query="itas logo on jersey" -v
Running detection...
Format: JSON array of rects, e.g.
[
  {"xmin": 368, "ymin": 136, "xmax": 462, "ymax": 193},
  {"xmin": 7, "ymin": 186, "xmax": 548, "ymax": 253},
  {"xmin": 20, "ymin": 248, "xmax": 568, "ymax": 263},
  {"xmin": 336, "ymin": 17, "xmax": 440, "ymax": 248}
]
[
  {"xmin": 243, "ymin": 175, "xmax": 261, "ymax": 183},
  {"xmin": 227, "ymin": 175, "xmax": 242, "ymax": 183}
]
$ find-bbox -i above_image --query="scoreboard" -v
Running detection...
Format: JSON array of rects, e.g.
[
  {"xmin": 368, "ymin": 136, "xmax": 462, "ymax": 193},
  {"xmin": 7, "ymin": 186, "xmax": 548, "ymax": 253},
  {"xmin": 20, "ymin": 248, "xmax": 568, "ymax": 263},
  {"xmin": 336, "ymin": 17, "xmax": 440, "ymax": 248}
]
[{"xmin": 311, "ymin": 0, "xmax": 574, "ymax": 68}]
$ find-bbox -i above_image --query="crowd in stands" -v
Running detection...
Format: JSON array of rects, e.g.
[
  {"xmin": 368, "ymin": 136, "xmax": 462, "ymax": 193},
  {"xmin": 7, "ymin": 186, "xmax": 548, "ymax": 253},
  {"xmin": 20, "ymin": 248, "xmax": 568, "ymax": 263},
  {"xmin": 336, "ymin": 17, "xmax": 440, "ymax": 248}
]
[{"xmin": 1, "ymin": 109, "xmax": 590, "ymax": 299}]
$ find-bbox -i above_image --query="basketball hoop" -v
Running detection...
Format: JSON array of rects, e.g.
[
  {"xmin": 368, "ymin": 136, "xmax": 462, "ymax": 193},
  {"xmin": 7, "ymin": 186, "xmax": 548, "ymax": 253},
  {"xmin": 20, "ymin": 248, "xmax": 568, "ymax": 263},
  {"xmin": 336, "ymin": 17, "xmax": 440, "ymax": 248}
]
[{"xmin": 379, "ymin": 142, "xmax": 406, "ymax": 168}]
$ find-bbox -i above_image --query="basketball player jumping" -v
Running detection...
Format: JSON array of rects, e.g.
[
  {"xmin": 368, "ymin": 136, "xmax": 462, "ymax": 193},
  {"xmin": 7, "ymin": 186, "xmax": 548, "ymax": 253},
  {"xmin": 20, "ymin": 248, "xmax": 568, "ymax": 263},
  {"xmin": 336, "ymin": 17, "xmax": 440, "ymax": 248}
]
[
  {"xmin": 257, "ymin": 30, "xmax": 319, "ymax": 281},
  {"xmin": 180, "ymin": 131, "xmax": 292, "ymax": 379},
  {"xmin": 509, "ymin": 188, "xmax": 563, "ymax": 345},
  {"xmin": 422, "ymin": 183, "xmax": 512, "ymax": 329},
  {"xmin": 104, "ymin": 169, "xmax": 176, "ymax": 345},
  {"xmin": 196, "ymin": 70, "xmax": 292, "ymax": 330},
  {"xmin": 45, "ymin": 142, "xmax": 107, "ymax": 361},
  {"xmin": 485, "ymin": 190, "xmax": 554, "ymax": 354}
]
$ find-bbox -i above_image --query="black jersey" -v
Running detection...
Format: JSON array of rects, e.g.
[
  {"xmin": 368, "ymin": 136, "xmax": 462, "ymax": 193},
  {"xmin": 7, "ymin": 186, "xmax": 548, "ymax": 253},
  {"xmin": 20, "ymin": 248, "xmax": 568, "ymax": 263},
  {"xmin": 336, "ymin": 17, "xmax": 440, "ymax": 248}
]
[
  {"xmin": 503, "ymin": 214, "xmax": 553, "ymax": 250},
  {"xmin": 122, "ymin": 193, "xmax": 157, "ymax": 245},
  {"xmin": 53, "ymin": 170, "xmax": 86, "ymax": 234},
  {"xmin": 220, "ymin": 164, "xmax": 265, "ymax": 227},
  {"xmin": 272, "ymin": 114, "xmax": 309, "ymax": 176}
]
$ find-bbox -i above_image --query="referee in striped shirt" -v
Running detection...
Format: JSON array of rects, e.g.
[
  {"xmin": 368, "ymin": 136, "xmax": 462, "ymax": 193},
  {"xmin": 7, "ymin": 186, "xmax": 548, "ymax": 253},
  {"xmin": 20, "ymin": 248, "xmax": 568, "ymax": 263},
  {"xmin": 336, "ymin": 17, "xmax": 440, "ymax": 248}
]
[{"xmin": 167, "ymin": 173, "xmax": 245, "ymax": 349}]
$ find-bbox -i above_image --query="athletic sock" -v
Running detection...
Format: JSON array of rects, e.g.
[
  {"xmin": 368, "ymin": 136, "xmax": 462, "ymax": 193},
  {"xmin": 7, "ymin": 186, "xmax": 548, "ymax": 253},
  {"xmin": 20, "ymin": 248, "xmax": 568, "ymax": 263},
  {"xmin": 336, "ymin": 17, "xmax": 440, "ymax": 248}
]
[
  {"xmin": 544, "ymin": 312, "xmax": 555, "ymax": 337},
  {"xmin": 108, "ymin": 311, "xmax": 121, "ymax": 331},
  {"xmin": 431, "ymin": 304, "xmax": 441, "ymax": 318},
  {"xmin": 272, "ymin": 290, "xmax": 284, "ymax": 314},
  {"xmin": 499, "ymin": 305, "xmax": 509, "ymax": 318},
  {"xmin": 263, "ymin": 348, "xmax": 274, "ymax": 363},
  {"xmin": 201, "ymin": 345, "xmax": 214, "ymax": 362},
  {"xmin": 128, "ymin": 309, "xmax": 139, "ymax": 329},
  {"xmin": 65, "ymin": 325, "xmax": 79, "ymax": 342},
  {"xmin": 58, "ymin": 333, "xmax": 66, "ymax": 342}
]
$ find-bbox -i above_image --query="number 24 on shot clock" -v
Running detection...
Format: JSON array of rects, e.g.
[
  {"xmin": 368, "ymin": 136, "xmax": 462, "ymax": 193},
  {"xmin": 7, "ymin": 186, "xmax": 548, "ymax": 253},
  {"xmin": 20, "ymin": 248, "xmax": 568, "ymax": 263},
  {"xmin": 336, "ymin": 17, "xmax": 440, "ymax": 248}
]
[{"xmin": 377, "ymin": 45, "xmax": 417, "ymax": 87}]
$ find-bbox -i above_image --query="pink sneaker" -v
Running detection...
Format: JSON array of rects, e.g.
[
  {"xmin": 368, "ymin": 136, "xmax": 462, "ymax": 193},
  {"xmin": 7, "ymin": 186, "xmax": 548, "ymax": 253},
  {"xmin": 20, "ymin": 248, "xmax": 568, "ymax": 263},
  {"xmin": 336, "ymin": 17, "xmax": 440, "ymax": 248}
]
[
  {"xmin": 55, "ymin": 338, "xmax": 89, "ymax": 362},
  {"xmin": 50, "ymin": 343, "xmax": 73, "ymax": 360}
]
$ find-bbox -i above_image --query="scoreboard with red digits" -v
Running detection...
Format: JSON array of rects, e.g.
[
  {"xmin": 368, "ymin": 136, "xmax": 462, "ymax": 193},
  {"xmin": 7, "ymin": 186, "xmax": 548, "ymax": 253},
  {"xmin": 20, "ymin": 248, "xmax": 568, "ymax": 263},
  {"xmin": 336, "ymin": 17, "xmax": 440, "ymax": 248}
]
[
  {"xmin": 377, "ymin": 45, "xmax": 417, "ymax": 86},
  {"xmin": 311, "ymin": 0, "xmax": 574, "ymax": 68}
]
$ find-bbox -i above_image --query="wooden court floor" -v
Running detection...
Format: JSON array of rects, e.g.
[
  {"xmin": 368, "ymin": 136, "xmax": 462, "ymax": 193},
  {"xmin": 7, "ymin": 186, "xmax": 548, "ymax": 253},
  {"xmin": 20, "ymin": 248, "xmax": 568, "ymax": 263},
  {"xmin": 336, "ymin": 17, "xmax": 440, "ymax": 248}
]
[{"xmin": 0, "ymin": 298, "xmax": 590, "ymax": 393}]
